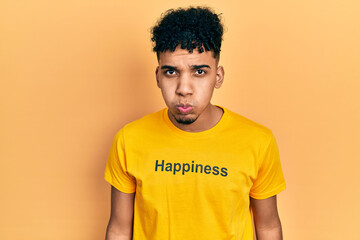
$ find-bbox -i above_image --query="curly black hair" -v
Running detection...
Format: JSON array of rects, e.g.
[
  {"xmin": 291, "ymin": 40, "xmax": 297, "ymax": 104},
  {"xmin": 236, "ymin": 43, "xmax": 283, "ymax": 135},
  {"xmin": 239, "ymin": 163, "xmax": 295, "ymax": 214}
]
[{"xmin": 151, "ymin": 6, "xmax": 224, "ymax": 60}]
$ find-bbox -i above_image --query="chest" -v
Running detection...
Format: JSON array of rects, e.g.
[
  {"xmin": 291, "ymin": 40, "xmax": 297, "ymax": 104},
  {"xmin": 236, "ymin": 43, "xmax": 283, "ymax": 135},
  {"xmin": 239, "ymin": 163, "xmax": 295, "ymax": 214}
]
[{"xmin": 125, "ymin": 136, "xmax": 259, "ymax": 204}]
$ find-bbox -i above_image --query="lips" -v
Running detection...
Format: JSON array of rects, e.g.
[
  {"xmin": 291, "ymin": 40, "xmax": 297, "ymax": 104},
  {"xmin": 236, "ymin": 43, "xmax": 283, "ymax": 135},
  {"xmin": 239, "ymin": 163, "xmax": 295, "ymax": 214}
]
[{"xmin": 176, "ymin": 104, "xmax": 193, "ymax": 114}]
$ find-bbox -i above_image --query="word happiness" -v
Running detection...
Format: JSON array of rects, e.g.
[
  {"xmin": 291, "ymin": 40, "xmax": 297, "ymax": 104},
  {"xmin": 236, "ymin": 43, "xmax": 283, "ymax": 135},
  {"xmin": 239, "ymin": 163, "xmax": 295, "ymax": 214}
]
[{"xmin": 155, "ymin": 160, "xmax": 228, "ymax": 177}]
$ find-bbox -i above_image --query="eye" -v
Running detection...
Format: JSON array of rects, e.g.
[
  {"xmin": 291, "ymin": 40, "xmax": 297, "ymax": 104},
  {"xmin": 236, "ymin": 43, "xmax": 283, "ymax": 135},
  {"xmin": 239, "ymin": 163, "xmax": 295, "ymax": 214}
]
[
  {"xmin": 165, "ymin": 70, "xmax": 176, "ymax": 75},
  {"xmin": 195, "ymin": 69, "xmax": 206, "ymax": 75}
]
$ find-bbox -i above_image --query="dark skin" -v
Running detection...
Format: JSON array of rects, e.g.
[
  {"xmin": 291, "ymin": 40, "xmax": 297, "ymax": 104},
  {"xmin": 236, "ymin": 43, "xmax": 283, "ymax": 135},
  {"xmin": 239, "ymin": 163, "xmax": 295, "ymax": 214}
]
[
  {"xmin": 105, "ymin": 47, "xmax": 283, "ymax": 240},
  {"xmin": 250, "ymin": 195, "xmax": 283, "ymax": 239},
  {"xmin": 155, "ymin": 46, "xmax": 224, "ymax": 133},
  {"xmin": 105, "ymin": 187, "xmax": 135, "ymax": 240}
]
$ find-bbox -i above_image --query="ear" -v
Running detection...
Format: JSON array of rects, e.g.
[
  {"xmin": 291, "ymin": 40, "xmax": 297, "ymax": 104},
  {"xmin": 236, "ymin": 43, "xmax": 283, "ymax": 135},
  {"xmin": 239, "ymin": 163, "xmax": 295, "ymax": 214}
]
[
  {"xmin": 215, "ymin": 66, "xmax": 224, "ymax": 89},
  {"xmin": 155, "ymin": 66, "xmax": 160, "ymax": 88}
]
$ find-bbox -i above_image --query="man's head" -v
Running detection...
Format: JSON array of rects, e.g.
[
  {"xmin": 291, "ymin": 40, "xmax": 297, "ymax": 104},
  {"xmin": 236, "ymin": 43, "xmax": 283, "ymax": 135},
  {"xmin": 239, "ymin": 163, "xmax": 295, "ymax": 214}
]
[
  {"xmin": 151, "ymin": 7, "xmax": 224, "ymax": 62},
  {"xmin": 151, "ymin": 7, "xmax": 225, "ymax": 129}
]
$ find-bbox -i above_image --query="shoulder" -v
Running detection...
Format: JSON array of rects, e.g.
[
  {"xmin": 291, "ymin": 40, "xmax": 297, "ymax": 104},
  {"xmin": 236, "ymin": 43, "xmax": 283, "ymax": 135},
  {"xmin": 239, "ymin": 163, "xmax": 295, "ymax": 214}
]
[
  {"xmin": 223, "ymin": 107, "xmax": 274, "ymax": 143},
  {"xmin": 114, "ymin": 109, "xmax": 165, "ymax": 138}
]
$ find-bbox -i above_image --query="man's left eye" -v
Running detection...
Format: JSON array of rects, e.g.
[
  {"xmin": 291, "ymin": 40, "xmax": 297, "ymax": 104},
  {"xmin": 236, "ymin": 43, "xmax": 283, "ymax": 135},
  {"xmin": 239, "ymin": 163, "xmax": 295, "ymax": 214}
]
[{"xmin": 196, "ymin": 69, "xmax": 206, "ymax": 74}]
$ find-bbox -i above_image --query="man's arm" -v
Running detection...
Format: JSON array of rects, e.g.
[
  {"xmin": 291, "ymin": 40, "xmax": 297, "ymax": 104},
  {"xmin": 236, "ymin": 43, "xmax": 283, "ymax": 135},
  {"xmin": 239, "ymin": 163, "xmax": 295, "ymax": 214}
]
[
  {"xmin": 105, "ymin": 186, "xmax": 135, "ymax": 240},
  {"xmin": 250, "ymin": 195, "xmax": 283, "ymax": 240}
]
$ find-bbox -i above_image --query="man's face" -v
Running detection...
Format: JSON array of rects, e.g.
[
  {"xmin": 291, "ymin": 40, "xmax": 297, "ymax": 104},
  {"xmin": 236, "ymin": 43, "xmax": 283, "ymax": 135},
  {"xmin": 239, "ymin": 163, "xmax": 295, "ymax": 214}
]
[{"xmin": 156, "ymin": 46, "xmax": 224, "ymax": 126}]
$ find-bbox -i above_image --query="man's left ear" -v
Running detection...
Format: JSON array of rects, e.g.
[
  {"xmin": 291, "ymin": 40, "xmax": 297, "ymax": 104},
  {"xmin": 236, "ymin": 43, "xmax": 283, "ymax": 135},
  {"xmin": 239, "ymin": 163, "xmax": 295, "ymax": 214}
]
[{"xmin": 215, "ymin": 66, "xmax": 225, "ymax": 89}]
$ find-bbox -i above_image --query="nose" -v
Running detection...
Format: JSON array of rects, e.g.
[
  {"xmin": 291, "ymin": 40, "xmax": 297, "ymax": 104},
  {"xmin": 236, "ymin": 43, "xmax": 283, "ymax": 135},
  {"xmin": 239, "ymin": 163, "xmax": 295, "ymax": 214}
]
[{"xmin": 176, "ymin": 73, "xmax": 193, "ymax": 96}]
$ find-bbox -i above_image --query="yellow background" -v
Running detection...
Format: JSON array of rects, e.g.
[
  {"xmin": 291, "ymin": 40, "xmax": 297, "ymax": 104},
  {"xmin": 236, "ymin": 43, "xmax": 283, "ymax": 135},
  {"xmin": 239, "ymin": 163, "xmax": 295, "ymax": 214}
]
[{"xmin": 1, "ymin": 0, "xmax": 359, "ymax": 239}]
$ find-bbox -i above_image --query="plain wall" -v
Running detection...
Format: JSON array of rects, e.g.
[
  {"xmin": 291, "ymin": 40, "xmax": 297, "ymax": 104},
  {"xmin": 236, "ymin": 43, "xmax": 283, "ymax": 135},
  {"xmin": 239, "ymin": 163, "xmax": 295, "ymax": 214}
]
[{"xmin": 1, "ymin": 0, "xmax": 359, "ymax": 239}]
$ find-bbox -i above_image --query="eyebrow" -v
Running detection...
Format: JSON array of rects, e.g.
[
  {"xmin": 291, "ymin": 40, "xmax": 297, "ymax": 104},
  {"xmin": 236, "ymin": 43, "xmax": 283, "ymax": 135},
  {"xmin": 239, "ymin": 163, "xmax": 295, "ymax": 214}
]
[
  {"xmin": 160, "ymin": 64, "xmax": 211, "ymax": 70},
  {"xmin": 161, "ymin": 65, "xmax": 177, "ymax": 70},
  {"xmin": 192, "ymin": 64, "xmax": 211, "ymax": 69}
]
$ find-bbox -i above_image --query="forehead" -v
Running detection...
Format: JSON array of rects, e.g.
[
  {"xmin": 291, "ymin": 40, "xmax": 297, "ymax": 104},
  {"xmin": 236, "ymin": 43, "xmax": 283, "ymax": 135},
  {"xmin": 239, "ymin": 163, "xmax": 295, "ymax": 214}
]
[{"xmin": 158, "ymin": 46, "xmax": 216, "ymax": 67}]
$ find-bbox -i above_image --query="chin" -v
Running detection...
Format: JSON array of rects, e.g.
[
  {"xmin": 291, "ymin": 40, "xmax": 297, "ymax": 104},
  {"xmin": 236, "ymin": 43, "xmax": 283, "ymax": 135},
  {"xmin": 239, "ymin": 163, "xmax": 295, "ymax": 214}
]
[
  {"xmin": 170, "ymin": 110, "xmax": 199, "ymax": 125},
  {"xmin": 175, "ymin": 116, "xmax": 198, "ymax": 125}
]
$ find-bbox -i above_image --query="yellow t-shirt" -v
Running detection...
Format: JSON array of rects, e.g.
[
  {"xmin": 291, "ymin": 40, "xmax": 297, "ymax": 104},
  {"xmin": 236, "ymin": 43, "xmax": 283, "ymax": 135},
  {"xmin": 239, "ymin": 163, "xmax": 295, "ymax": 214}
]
[{"xmin": 104, "ymin": 106, "xmax": 286, "ymax": 240}]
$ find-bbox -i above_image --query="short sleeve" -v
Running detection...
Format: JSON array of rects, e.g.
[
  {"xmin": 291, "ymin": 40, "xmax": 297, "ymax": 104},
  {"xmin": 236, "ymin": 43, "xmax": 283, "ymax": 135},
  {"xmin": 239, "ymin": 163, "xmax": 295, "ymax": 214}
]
[
  {"xmin": 249, "ymin": 133, "xmax": 286, "ymax": 199},
  {"xmin": 104, "ymin": 128, "xmax": 136, "ymax": 193}
]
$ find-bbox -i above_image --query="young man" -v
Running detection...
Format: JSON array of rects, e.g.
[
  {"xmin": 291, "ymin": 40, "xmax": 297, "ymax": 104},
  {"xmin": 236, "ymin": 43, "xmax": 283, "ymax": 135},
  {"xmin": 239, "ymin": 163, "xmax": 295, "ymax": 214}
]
[{"xmin": 104, "ymin": 7, "xmax": 286, "ymax": 240}]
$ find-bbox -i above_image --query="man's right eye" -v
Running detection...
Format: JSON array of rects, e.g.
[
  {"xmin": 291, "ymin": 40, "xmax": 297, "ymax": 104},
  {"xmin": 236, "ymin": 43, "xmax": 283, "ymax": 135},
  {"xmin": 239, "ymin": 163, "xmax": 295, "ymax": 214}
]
[{"xmin": 165, "ymin": 70, "xmax": 176, "ymax": 75}]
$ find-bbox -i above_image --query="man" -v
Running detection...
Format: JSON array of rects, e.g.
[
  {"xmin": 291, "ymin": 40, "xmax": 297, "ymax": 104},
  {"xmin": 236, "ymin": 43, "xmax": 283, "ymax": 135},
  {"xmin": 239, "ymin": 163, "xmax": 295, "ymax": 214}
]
[{"xmin": 104, "ymin": 6, "xmax": 286, "ymax": 240}]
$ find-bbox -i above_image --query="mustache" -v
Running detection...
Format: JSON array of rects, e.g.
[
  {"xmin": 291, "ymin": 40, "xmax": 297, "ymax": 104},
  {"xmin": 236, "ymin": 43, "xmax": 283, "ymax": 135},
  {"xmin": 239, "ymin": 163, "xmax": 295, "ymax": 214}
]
[{"xmin": 175, "ymin": 103, "xmax": 193, "ymax": 108}]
